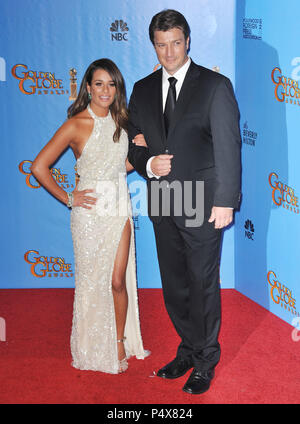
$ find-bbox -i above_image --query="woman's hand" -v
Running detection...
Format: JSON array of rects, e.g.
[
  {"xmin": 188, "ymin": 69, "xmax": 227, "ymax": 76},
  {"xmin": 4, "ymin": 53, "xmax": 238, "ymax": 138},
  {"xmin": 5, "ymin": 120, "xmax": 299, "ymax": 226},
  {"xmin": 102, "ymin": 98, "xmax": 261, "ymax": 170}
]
[
  {"xmin": 127, "ymin": 134, "xmax": 148, "ymax": 173},
  {"xmin": 72, "ymin": 188, "xmax": 97, "ymax": 209},
  {"xmin": 132, "ymin": 133, "xmax": 148, "ymax": 147}
]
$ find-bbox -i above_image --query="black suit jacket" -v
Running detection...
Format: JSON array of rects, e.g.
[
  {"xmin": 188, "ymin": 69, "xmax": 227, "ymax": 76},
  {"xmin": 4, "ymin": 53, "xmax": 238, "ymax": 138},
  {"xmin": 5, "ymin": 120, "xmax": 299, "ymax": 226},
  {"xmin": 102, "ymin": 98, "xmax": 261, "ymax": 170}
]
[{"xmin": 128, "ymin": 60, "xmax": 241, "ymax": 223}]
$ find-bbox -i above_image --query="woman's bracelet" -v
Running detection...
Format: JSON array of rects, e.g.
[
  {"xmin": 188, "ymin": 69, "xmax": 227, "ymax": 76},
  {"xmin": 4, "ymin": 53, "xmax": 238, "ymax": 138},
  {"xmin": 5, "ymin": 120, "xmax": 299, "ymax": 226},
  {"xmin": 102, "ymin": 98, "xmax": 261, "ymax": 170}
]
[{"xmin": 66, "ymin": 192, "xmax": 73, "ymax": 209}]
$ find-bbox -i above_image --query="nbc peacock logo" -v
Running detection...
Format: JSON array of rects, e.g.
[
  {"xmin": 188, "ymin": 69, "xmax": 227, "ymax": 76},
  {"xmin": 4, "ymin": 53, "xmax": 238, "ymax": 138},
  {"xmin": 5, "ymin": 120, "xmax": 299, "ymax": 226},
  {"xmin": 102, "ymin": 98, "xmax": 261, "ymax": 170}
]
[
  {"xmin": 244, "ymin": 219, "xmax": 254, "ymax": 240},
  {"xmin": 110, "ymin": 19, "xmax": 129, "ymax": 41}
]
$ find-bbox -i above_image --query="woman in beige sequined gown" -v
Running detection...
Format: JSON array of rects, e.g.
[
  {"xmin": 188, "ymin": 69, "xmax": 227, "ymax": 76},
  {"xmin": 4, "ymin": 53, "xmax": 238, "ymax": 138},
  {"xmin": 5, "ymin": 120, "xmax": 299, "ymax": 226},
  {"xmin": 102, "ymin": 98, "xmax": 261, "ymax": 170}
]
[{"xmin": 31, "ymin": 59, "xmax": 149, "ymax": 374}]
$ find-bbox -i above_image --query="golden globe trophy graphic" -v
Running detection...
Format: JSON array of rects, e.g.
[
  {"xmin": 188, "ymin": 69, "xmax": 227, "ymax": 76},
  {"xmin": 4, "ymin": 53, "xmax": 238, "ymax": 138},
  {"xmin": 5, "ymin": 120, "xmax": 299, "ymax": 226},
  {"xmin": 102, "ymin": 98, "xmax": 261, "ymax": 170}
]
[{"xmin": 69, "ymin": 68, "xmax": 77, "ymax": 101}]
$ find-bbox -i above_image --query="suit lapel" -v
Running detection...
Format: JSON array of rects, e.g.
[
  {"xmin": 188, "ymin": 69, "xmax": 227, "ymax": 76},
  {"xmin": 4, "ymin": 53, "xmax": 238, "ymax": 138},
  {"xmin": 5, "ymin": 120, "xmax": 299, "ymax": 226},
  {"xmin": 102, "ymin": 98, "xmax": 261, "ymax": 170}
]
[
  {"xmin": 148, "ymin": 69, "xmax": 166, "ymax": 147},
  {"xmin": 167, "ymin": 61, "xmax": 201, "ymax": 140}
]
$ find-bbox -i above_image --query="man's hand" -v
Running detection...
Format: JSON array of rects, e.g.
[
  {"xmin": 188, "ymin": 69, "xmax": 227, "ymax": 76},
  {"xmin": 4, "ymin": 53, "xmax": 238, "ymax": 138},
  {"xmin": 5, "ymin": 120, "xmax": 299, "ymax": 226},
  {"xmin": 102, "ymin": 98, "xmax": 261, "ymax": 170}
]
[
  {"xmin": 150, "ymin": 154, "xmax": 173, "ymax": 177},
  {"xmin": 208, "ymin": 206, "xmax": 233, "ymax": 229}
]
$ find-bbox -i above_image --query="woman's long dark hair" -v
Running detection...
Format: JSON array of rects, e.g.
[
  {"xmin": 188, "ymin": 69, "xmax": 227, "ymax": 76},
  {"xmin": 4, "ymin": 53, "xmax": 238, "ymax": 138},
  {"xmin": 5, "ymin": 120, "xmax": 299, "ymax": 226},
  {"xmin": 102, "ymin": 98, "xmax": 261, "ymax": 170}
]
[{"xmin": 67, "ymin": 59, "xmax": 128, "ymax": 142}]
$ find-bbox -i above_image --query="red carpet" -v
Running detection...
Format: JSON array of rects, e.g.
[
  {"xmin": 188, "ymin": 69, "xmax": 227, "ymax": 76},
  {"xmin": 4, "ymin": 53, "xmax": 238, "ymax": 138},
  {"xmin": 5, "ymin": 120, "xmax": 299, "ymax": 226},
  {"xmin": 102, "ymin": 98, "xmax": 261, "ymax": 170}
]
[{"xmin": 0, "ymin": 288, "xmax": 299, "ymax": 404}]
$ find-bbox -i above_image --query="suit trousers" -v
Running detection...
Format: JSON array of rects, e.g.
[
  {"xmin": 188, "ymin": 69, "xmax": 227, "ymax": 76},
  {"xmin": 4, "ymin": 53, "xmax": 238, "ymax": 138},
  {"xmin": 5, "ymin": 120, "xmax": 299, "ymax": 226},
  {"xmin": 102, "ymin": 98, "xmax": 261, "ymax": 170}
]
[{"xmin": 152, "ymin": 180, "xmax": 222, "ymax": 372}]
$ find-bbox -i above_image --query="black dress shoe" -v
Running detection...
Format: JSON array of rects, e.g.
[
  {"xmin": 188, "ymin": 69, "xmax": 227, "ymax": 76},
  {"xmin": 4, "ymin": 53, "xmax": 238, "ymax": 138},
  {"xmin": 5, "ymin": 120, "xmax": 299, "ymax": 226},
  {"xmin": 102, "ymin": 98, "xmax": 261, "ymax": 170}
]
[
  {"xmin": 157, "ymin": 357, "xmax": 193, "ymax": 379},
  {"xmin": 182, "ymin": 369, "xmax": 215, "ymax": 394}
]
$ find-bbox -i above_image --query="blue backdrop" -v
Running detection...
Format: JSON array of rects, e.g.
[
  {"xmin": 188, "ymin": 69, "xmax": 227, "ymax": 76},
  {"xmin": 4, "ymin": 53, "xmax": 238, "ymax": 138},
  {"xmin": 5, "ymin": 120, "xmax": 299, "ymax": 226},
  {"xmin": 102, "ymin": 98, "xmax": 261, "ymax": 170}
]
[
  {"xmin": 1, "ymin": 0, "xmax": 298, "ymax": 328},
  {"xmin": 234, "ymin": 0, "xmax": 300, "ymax": 326}
]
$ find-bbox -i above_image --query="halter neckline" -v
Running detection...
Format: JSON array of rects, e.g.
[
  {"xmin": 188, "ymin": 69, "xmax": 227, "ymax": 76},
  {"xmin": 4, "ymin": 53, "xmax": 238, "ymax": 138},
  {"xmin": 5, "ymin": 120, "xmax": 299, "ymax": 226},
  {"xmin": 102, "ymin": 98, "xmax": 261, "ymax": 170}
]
[{"xmin": 87, "ymin": 103, "xmax": 111, "ymax": 120}]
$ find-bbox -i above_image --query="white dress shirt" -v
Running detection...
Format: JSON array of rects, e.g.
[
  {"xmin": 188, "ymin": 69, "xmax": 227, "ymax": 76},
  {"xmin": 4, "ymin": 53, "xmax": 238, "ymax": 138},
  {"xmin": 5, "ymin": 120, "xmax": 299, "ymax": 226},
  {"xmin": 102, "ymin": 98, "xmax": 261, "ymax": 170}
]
[
  {"xmin": 146, "ymin": 57, "xmax": 191, "ymax": 178},
  {"xmin": 162, "ymin": 57, "xmax": 191, "ymax": 111},
  {"xmin": 143, "ymin": 57, "xmax": 232, "ymax": 211}
]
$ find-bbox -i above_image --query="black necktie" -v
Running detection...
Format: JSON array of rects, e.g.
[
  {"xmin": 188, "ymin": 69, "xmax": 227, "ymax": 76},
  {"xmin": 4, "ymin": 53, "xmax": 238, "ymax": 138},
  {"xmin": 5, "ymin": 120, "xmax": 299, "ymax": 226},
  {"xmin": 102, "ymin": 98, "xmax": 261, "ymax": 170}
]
[{"xmin": 164, "ymin": 77, "xmax": 177, "ymax": 135}]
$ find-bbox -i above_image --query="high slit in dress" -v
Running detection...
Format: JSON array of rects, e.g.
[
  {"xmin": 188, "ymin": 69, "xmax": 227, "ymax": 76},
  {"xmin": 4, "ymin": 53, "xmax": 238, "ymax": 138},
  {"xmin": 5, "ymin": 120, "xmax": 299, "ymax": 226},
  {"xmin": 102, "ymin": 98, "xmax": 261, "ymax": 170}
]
[{"xmin": 70, "ymin": 105, "xmax": 149, "ymax": 374}]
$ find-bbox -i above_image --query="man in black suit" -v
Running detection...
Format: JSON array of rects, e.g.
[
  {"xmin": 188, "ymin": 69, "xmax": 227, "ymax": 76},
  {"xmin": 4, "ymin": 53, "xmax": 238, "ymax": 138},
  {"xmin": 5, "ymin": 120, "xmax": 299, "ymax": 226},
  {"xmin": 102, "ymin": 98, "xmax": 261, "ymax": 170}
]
[{"xmin": 128, "ymin": 9, "xmax": 241, "ymax": 394}]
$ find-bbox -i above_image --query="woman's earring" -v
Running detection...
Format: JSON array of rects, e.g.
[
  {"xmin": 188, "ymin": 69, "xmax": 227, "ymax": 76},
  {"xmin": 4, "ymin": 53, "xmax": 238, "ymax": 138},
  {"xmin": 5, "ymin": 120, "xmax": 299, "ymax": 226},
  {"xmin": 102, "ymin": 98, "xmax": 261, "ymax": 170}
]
[{"xmin": 88, "ymin": 92, "xmax": 92, "ymax": 101}]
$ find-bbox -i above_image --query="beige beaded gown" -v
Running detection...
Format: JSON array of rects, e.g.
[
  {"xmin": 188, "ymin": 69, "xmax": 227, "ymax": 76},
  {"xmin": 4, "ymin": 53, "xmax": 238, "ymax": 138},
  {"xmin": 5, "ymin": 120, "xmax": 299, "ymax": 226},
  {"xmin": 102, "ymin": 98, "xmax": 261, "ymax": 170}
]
[{"xmin": 70, "ymin": 104, "xmax": 148, "ymax": 374}]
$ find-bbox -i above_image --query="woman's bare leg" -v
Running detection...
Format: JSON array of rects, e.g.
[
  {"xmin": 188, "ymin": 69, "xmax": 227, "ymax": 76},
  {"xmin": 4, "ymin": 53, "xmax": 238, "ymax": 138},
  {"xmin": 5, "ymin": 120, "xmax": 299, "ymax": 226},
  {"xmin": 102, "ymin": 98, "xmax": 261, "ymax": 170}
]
[{"xmin": 111, "ymin": 219, "xmax": 131, "ymax": 363}]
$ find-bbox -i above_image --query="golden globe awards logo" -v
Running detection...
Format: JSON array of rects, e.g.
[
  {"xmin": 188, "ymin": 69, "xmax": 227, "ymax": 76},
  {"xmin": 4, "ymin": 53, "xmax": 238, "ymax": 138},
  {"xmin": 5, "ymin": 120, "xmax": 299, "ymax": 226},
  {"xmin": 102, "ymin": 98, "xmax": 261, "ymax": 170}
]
[
  {"xmin": 268, "ymin": 172, "xmax": 299, "ymax": 214},
  {"xmin": 11, "ymin": 64, "xmax": 69, "ymax": 95},
  {"xmin": 271, "ymin": 67, "xmax": 300, "ymax": 106},
  {"xmin": 19, "ymin": 160, "xmax": 74, "ymax": 190},
  {"xmin": 267, "ymin": 271, "xmax": 299, "ymax": 317},
  {"xmin": 24, "ymin": 250, "xmax": 73, "ymax": 278}
]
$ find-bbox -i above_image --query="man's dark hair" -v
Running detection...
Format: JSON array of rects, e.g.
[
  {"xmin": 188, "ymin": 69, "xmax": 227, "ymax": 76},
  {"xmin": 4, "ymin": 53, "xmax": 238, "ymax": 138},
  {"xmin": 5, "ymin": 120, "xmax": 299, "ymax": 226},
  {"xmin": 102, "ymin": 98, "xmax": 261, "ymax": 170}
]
[{"xmin": 149, "ymin": 9, "xmax": 191, "ymax": 44}]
